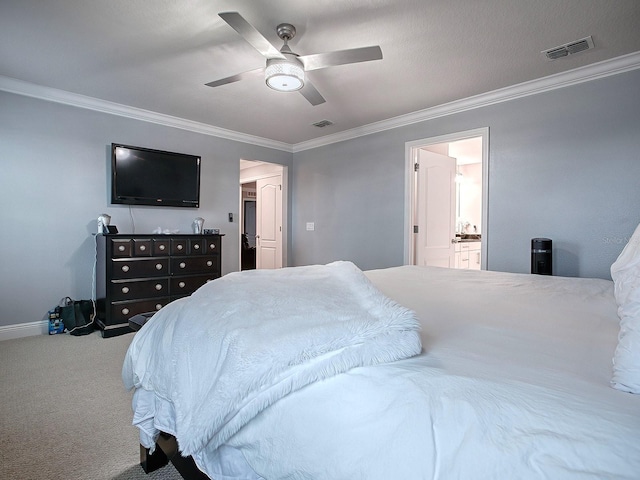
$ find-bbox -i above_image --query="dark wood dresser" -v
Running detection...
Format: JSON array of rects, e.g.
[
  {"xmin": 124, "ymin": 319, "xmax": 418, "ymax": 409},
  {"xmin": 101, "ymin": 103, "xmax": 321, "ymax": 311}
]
[{"xmin": 95, "ymin": 233, "xmax": 223, "ymax": 337}]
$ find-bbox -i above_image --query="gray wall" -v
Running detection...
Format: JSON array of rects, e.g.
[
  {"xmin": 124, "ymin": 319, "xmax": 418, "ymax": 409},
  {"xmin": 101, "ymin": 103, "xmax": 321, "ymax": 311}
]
[
  {"xmin": 291, "ymin": 68, "xmax": 640, "ymax": 278},
  {"xmin": 0, "ymin": 92, "xmax": 292, "ymax": 328}
]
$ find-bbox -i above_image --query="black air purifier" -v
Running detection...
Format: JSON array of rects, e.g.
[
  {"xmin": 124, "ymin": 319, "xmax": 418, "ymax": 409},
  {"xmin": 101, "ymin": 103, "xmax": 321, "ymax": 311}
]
[{"xmin": 531, "ymin": 238, "xmax": 552, "ymax": 275}]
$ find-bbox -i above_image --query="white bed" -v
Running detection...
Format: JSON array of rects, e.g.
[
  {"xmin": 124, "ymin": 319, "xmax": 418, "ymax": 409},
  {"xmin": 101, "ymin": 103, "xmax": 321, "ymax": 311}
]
[{"xmin": 123, "ymin": 262, "xmax": 640, "ymax": 480}]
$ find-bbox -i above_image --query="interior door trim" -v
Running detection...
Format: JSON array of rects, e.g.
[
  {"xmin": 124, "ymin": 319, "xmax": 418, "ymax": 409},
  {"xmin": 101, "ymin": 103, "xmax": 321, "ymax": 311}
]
[{"xmin": 404, "ymin": 127, "xmax": 489, "ymax": 268}]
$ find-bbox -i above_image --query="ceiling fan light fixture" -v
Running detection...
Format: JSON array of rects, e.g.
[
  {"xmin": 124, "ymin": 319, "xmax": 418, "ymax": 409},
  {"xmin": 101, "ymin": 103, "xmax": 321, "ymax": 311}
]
[{"xmin": 265, "ymin": 58, "xmax": 304, "ymax": 92}]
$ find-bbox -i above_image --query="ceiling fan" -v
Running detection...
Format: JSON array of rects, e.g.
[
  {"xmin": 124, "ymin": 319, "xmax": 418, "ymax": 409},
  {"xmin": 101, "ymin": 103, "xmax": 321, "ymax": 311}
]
[{"xmin": 205, "ymin": 12, "xmax": 383, "ymax": 106}]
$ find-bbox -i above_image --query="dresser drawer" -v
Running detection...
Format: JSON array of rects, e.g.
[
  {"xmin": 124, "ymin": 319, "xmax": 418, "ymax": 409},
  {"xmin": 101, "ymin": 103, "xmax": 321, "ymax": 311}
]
[
  {"xmin": 171, "ymin": 238, "xmax": 189, "ymax": 255},
  {"xmin": 110, "ymin": 278, "xmax": 169, "ymax": 301},
  {"xmin": 111, "ymin": 238, "xmax": 133, "ymax": 257},
  {"xmin": 204, "ymin": 237, "xmax": 221, "ymax": 254},
  {"xmin": 170, "ymin": 256, "xmax": 219, "ymax": 275},
  {"xmin": 133, "ymin": 239, "xmax": 153, "ymax": 256},
  {"xmin": 111, "ymin": 258, "xmax": 170, "ymax": 279},
  {"xmin": 109, "ymin": 298, "xmax": 170, "ymax": 324},
  {"xmin": 189, "ymin": 238, "xmax": 206, "ymax": 255},
  {"xmin": 153, "ymin": 238, "xmax": 171, "ymax": 256},
  {"xmin": 171, "ymin": 274, "xmax": 215, "ymax": 297}
]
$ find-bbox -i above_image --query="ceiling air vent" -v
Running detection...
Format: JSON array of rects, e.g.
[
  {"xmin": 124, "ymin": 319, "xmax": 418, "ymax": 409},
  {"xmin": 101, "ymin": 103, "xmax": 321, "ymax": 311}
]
[
  {"xmin": 542, "ymin": 36, "xmax": 594, "ymax": 60},
  {"xmin": 312, "ymin": 119, "xmax": 334, "ymax": 128}
]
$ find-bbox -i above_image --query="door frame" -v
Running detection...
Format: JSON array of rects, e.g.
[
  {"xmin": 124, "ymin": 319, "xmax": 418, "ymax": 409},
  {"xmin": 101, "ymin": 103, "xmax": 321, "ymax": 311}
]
[
  {"xmin": 239, "ymin": 162, "xmax": 288, "ymax": 270},
  {"xmin": 404, "ymin": 127, "xmax": 489, "ymax": 267}
]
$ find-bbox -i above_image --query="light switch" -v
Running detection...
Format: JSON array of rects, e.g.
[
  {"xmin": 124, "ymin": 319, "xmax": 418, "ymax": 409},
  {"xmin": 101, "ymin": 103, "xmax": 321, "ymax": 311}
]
[{"xmin": 306, "ymin": 222, "xmax": 315, "ymax": 231}]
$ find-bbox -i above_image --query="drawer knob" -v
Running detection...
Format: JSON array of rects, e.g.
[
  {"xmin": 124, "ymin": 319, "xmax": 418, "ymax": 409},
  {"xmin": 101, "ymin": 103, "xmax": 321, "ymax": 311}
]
[
  {"xmin": 121, "ymin": 307, "xmax": 130, "ymax": 315},
  {"xmin": 177, "ymin": 244, "xmax": 184, "ymax": 250},
  {"xmin": 140, "ymin": 245, "xmax": 146, "ymax": 251},
  {"xmin": 179, "ymin": 262, "xmax": 186, "ymax": 269},
  {"xmin": 156, "ymin": 263, "xmax": 163, "ymax": 270},
  {"xmin": 118, "ymin": 245, "xmax": 126, "ymax": 252},
  {"xmin": 155, "ymin": 284, "xmax": 163, "ymax": 291},
  {"xmin": 155, "ymin": 304, "xmax": 162, "ymax": 310},
  {"xmin": 210, "ymin": 243, "xmax": 216, "ymax": 249},
  {"xmin": 159, "ymin": 245, "xmax": 166, "ymax": 251},
  {"xmin": 193, "ymin": 244, "xmax": 200, "ymax": 250},
  {"xmin": 207, "ymin": 260, "xmax": 213, "ymax": 267},
  {"xmin": 178, "ymin": 281, "xmax": 186, "ymax": 288},
  {"xmin": 121, "ymin": 286, "xmax": 130, "ymax": 294},
  {"xmin": 121, "ymin": 265, "xmax": 130, "ymax": 273}
]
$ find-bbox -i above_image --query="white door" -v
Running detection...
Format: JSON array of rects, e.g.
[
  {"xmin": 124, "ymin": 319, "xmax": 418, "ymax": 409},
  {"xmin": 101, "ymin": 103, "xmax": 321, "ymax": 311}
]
[
  {"xmin": 416, "ymin": 150, "xmax": 456, "ymax": 267},
  {"xmin": 256, "ymin": 174, "xmax": 283, "ymax": 269}
]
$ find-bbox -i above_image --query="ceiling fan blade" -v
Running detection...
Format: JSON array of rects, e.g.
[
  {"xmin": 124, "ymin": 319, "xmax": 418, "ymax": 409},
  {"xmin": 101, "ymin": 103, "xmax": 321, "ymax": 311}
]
[
  {"xmin": 299, "ymin": 45, "xmax": 382, "ymax": 71},
  {"xmin": 205, "ymin": 68, "xmax": 263, "ymax": 88},
  {"xmin": 219, "ymin": 12, "xmax": 285, "ymax": 60},
  {"xmin": 299, "ymin": 81, "xmax": 326, "ymax": 106}
]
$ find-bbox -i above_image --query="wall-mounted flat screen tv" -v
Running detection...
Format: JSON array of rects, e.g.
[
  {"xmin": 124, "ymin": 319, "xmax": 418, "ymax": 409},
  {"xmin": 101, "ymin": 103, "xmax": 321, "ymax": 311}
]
[{"xmin": 111, "ymin": 143, "xmax": 201, "ymax": 208}]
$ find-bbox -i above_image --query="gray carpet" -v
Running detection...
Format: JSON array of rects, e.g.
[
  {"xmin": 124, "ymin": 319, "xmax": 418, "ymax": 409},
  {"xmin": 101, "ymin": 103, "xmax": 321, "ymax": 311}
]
[{"xmin": 0, "ymin": 331, "xmax": 183, "ymax": 480}]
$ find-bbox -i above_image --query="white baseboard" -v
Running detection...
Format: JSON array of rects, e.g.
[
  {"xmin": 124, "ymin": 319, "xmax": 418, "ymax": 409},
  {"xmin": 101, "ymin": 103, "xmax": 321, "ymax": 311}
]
[{"xmin": 0, "ymin": 320, "xmax": 49, "ymax": 342}]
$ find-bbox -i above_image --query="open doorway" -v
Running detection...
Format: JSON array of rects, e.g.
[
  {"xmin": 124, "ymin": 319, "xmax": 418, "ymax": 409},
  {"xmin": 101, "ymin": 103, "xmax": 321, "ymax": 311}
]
[
  {"xmin": 241, "ymin": 182, "xmax": 257, "ymax": 270},
  {"xmin": 239, "ymin": 160, "xmax": 288, "ymax": 270},
  {"xmin": 404, "ymin": 128, "xmax": 489, "ymax": 269}
]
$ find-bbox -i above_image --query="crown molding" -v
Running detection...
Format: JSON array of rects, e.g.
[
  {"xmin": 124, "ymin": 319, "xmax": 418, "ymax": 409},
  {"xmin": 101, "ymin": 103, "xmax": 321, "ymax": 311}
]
[
  {"xmin": 291, "ymin": 51, "xmax": 640, "ymax": 152},
  {"xmin": 2, "ymin": 51, "xmax": 639, "ymax": 154},
  {"xmin": 0, "ymin": 75, "xmax": 293, "ymax": 153}
]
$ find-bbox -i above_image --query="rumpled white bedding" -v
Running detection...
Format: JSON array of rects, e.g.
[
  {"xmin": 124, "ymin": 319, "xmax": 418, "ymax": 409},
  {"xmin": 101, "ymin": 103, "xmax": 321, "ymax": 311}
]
[
  {"xmin": 122, "ymin": 261, "xmax": 421, "ymax": 459},
  {"xmin": 125, "ymin": 265, "xmax": 640, "ymax": 480},
  {"xmin": 221, "ymin": 266, "xmax": 640, "ymax": 479},
  {"xmin": 611, "ymin": 222, "xmax": 640, "ymax": 393}
]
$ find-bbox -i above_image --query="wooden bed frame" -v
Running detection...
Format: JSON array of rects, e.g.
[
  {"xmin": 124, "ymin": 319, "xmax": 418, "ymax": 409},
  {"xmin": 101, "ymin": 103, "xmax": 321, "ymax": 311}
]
[{"xmin": 140, "ymin": 432, "xmax": 210, "ymax": 479}]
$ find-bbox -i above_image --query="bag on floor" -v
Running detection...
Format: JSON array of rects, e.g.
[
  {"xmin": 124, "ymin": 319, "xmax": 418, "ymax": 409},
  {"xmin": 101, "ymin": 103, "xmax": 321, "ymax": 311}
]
[{"xmin": 56, "ymin": 297, "xmax": 95, "ymax": 336}]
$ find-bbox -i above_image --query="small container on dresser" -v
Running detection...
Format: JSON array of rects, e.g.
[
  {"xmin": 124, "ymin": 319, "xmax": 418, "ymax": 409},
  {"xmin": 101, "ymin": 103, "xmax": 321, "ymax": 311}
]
[{"xmin": 95, "ymin": 233, "xmax": 223, "ymax": 337}]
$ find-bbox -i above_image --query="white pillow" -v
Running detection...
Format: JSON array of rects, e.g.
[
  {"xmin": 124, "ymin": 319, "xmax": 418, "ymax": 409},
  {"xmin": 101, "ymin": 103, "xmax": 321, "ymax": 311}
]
[{"xmin": 610, "ymin": 223, "xmax": 640, "ymax": 394}]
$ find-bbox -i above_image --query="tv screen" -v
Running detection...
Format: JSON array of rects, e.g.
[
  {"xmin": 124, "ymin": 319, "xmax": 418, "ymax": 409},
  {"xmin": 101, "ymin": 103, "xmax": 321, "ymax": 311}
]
[{"xmin": 111, "ymin": 143, "xmax": 201, "ymax": 208}]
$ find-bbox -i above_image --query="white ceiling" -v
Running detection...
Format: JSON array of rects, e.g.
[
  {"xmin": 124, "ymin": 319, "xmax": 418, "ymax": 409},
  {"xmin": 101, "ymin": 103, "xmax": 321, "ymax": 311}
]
[{"xmin": 2, "ymin": 1, "xmax": 639, "ymax": 146}]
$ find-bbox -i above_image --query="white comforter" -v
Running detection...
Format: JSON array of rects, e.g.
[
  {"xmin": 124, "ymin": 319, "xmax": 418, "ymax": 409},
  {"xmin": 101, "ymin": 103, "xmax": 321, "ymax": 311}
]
[
  {"xmin": 122, "ymin": 261, "xmax": 421, "ymax": 458},
  {"xmin": 224, "ymin": 266, "xmax": 640, "ymax": 479},
  {"xmin": 125, "ymin": 265, "xmax": 640, "ymax": 480}
]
